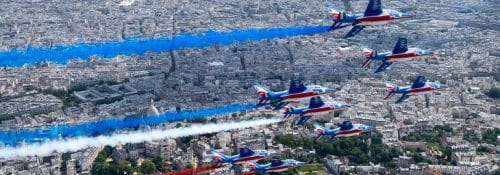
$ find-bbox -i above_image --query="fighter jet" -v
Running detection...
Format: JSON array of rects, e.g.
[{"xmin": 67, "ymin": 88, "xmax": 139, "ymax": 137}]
[
  {"xmin": 254, "ymin": 80, "xmax": 335, "ymax": 110},
  {"xmin": 314, "ymin": 121, "xmax": 371, "ymax": 141},
  {"xmin": 326, "ymin": 0, "xmax": 411, "ymax": 38},
  {"xmin": 248, "ymin": 159, "xmax": 305, "ymax": 173},
  {"xmin": 281, "ymin": 96, "xmax": 351, "ymax": 125},
  {"xmin": 212, "ymin": 147, "xmax": 277, "ymax": 166},
  {"xmin": 384, "ymin": 76, "xmax": 448, "ymax": 103},
  {"xmin": 361, "ymin": 37, "xmax": 434, "ymax": 73}
]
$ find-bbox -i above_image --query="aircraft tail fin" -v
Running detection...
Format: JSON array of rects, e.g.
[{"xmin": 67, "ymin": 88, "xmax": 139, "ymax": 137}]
[
  {"xmin": 383, "ymin": 81, "xmax": 398, "ymax": 100},
  {"xmin": 411, "ymin": 76, "xmax": 427, "ymax": 89},
  {"xmin": 361, "ymin": 48, "xmax": 376, "ymax": 68},
  {"xmin": 254, "ymin": 84, "xmax": 275, "ymax": 105},
  {"xmin": 392, "ymin": 37, "xmax": 408, "ymax": 54}
]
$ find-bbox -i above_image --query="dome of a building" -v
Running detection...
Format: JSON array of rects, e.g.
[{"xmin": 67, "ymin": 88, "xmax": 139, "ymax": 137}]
[{"xmin": 147, "ymin": 99, "xmax": 160, "ymax": 116}]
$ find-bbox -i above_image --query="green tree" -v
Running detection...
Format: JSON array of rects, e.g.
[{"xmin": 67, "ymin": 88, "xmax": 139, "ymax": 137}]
[
  {"xmin": 486, "ymin": 87, "xmax": 500, "ymax": 99},
  {"xmin": 463, "ymin": 130, "xmax": 480, "ymax": 142},
  {"xmin": 482, "ymin": 128, "xmax": 498, "ymax": 145},
  {"xmin": 139, "ymin": 160, "xmax": 156, "ymax": 175},
  {"xmin": 152, "ymin": 157, "xmax": 169, "ymax": 173},
  {"xmin": 117, "ymin": 161, "xmax": 132, "ymax": 175},
  {"xmin": 476, "ymin": 146, "xmax": 489, "ymax": 153},
  {"xmin": 314, "ymin": 139, "xmax": 335, "ymax": 157},
  {"xmin": 92, "ymin": 162, "xmax": 110, "ymax": 175}
]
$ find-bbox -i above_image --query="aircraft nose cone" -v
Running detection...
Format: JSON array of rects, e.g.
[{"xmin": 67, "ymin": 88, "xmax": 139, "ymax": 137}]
[
  {"xmin": 440, "ymin": 84, "xmax": 448, "ymax": 89},
  {"xmin": 425, "ymin": 50, "xmax": 434, "ymax": 55},
  {"xmin": 401, "ymin": 12, "xmax": 411, "ymax": 18},
  {"xmin": 326, "ymin": 88, "xmax": 336, "ymax": 93},
  {"xmin": 296, "ymin": 161, "xmax": 305, "ymax": 166}
]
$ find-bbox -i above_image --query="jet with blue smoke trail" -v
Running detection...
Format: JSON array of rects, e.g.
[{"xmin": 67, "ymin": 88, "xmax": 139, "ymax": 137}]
[
  {"xmin": 0, "ymin": 103, "xmax": 257, "ymax": 145},
  {"xmin": 326, "ymin": 0, "xmax": 412, "ymax": 38},
  {"xmin": 254, "ymin": 80, "xmax": 335, "ymax": 110},
  {"xmin": 0, "ymin": 25, "xmax": 348, "ymax": 67},
  {"xmin": 0, "ymin": 118, "xmax": 281, "ymax": 159}
]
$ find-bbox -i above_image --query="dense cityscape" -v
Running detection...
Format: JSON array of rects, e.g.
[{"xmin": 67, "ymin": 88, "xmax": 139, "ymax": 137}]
[{"xmin": 0, "ymin": 0, "xmax": 498, "ymax": 174}]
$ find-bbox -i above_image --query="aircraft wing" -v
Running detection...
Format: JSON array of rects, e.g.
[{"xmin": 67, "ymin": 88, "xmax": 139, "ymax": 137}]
[
  {"xmin": 270, "ymin": 101, "xmax": 288, "ymax": 110},
  {"xmin": 411, "ymin": 76, "xmax": 427, "ymax": 89},
  {"xmin": 344, "ymin": 26, "xmax": 365, "ymax": 38},
  {"xmin": 364, "ymin": 0, "xmax": 383, "ymax": 16},
  {"xmin": 296, "ymin": 116, "xmax": 312, "ymax": 126},
  {"xmin": 395, "ymin": 94, "xmax": 410, "ymax": 103},
  {"xmin": 392, "ymin": 37, "xmax": 408, "ymax": 54},
  {"xmin": 374, "ymin": 62, "xmax": 393, "ymax": 73}
]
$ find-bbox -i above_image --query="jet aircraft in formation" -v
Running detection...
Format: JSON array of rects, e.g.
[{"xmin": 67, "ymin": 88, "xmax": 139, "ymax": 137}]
[
  {"xmin": 248, "ymin": 159, "xmax": 305, "ymax": 173},
  {"xmin": 361, "ymin": 37, "xmax": 434, "ymax": 73},
  {"xmin": 281, "ymin": 96, "xmax": 351, "ymax": 125},
  {"xmin": 254, "ymin": 80, "xmax": 335, "ymax": 110},
  {"xmin": 326, "ymin": 0, "xmax": 411, "ymax": 38},
  {"xmin": 212, "ymin": 147, "xmax": 277, "ymax": 166},
  {"xmin": 384, "ymin": 76, "xmax": 448, "ymax": 103},
  {"xmin": 314, "ymin": 121, "xmax": 371, "ymax": 141}
]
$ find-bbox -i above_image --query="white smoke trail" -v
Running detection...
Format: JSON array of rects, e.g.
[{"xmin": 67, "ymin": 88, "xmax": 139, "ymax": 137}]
[{"xmin": 0, "ymin": 118, "xmax": 281, "ymax": 159}]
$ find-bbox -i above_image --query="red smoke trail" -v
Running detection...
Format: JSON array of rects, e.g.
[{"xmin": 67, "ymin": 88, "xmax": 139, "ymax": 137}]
[{"xmin": 161, "ymin": 164, "xmax": 225, "ymax": 175}]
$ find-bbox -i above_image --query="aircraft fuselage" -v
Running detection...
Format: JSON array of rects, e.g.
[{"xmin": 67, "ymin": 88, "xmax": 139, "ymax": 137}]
[{"xmin": 353, "ymin": 9, "xmax": 411, "ymax": 26}]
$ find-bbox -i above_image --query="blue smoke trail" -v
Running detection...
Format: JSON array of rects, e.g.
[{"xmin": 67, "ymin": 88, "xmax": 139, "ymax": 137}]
[
  {"xmin": 0, "ymin": 25, "xmax": 348, "ymax": 67},
  {"xmin": 0, "ymin": 103, "xmax": 257, "ymax": 145}
]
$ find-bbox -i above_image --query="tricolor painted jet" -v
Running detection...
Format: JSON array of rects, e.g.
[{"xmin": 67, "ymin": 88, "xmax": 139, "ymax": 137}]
[
  {"xmin": 255, "ymin": 80, "xmax": 335, "ymax": 109},
  {"xmin": 248, "ymin": 159, "xmax": 305, "ymax": 173},
  {"xmin": 314, "ymin": 121, "xmax": 371, "ymax": 141},
  {"xmin": 361, "ymin": 37, "xmax": 434, "ymax": 73},
  {"xmin": 384, "ymin": 76, "xmax": 448, "ymax": 103},
  {"xmin": 326, "ymin": 0, "xmax": 411, "ymax": 38},
  {"xmin": 281, "ymin": 96, "xmax": 351, "ymax": 125},
  {"xmin": 212, "ymin": 148, "xmax": 277, "ymax": 166}
]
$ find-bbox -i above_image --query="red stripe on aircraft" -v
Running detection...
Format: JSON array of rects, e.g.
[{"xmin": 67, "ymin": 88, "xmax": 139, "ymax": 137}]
[
  {"xmin": 337, "ymin": 129, "xmax": 362, "ymax": 135},
  {"xmin": 234, "ymin": 155, "xmax": 265, "ymax": 163},
  {"xmin": 388, "ymin": 52, "xmax": 418, "ymax": 59},
  {"xmin": 267, "ymin": 165, "xmax": 294, "ymax": 171},
  {"xmin": 305, "ymin": 106, "xmax": 333, "ymax": 114},
  {"xmin": 358, "ymin": 15, "xmax": 393, "ymax": 22},
  {"xmin": 282, "ymin": 91, "xmax": 318, "ymax": 99},
  {"xmin": 408, "ymin": 87, "xmax": 435, "ymax": 93}
]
